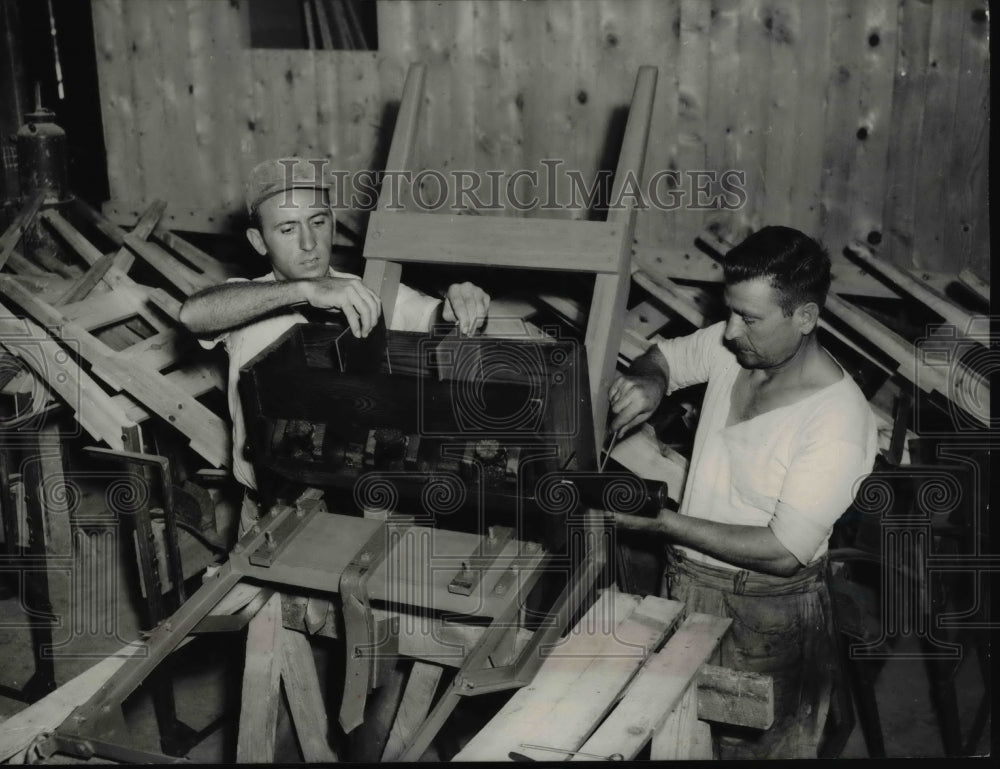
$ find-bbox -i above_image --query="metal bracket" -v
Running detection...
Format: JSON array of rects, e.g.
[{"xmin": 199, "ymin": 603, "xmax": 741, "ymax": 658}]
[
  {"xmin": 448, "ymin": 525, "xmax": 514, "ymax": 596},
  {"xmin": 30, "ymin": 730, "xmax": 189, "ymax": 764},
  {"xmin": 338, "ymin": 513, "xmax": 413, "ymax": 733}
]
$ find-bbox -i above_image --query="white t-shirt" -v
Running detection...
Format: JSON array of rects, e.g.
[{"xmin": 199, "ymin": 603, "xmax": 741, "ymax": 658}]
[
  {"xmin": 201, "ymin": 269, "xmax": 440, "ymax": 490},
  {"xmin": 657, "ymin": 321, "xmax": 879, "ymax": 567}
]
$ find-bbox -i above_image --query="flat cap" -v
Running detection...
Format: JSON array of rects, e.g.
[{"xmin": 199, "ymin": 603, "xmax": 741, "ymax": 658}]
[{"xmin": 245, "ymin": 157, "xmax": 329, "ymax": 214}]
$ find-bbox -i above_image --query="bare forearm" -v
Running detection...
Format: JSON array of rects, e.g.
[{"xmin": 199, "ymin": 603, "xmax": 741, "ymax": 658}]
[
  {"xmin": 629, "ymin": 345, "xmax": 670, "ymax": 388},
  {"xmin": 613, "ymin": 510, "xmax": 801, "ymax": 576},
  {"xmin": 179, "ymin": 281, "xmax": 309, "ymax": 335}
]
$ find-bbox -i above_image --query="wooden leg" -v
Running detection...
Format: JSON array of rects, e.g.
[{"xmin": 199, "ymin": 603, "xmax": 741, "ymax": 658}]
[
  {"xmin": 280, "ymin": 625, "xmax": 338, "ymax": 762},
  {"xmin": 348, "ymin": 655, "xmax": 409, "ymax": 762},
  {"xmin": 381, "ymin": 660, "xmax": 445, "ymax": 761},
  {"xmin": 237, "ymin": 592, "xmax": 283, "ymax": 762},
  {"xmin": 651, "ymin": 684, "xmax": 714, "ymax": 760}
]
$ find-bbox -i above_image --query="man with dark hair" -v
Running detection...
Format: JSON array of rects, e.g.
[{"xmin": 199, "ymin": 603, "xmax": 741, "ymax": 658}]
[
  {"xmin": 609, "ymin": 226, "xmax": 878, "ymax": 758},
  {"xmin": 180, "ymin": 157, "xmax": 491, "ymax": 533}
]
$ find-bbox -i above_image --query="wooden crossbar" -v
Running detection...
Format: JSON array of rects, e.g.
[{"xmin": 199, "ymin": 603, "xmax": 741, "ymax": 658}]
[{"xmin": 364, "ymin": 212, "xmax": 625, "ymax": 273}]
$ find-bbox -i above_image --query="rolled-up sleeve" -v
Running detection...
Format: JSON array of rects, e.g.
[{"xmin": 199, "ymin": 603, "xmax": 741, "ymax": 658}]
[
  {"xmin": 389, "ymin": 282, "xmax": 441, "ymax": 333},
  {"xmin": 769, "ymin": 403, "xmax": 878, "ymax": 564},
  {"xmin": 656, "ymin": 321, "xmax": 727, "ymax": 394}
]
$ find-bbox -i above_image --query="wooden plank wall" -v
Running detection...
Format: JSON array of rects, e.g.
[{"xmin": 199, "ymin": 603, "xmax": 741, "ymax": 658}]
[{"xmin": 91, "ymin": 0, "xmax": 989, "ymax": 278}]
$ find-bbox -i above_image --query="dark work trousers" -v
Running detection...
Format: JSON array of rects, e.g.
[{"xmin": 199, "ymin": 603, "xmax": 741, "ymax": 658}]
[{"xmin": 663, "ymin": 548, "xmax": 836, "ymax": 759}]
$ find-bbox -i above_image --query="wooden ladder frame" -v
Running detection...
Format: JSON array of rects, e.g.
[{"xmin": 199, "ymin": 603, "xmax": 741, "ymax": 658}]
[{"xmin": 362, "ymin": 63, "xmax": 658, "ymax": 452}]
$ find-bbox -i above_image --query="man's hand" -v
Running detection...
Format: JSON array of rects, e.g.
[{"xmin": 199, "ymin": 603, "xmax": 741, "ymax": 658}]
[
  {"xmin": 303, "ymin": 276, "xmax": 382, "ymax": 337},
  {"xmin": 442, "ymin": 282, "xmax": 490, "ymax": 335},
  {"xmin": 608, "ymin": 373, "xmax": 667, "ymax": 435}
]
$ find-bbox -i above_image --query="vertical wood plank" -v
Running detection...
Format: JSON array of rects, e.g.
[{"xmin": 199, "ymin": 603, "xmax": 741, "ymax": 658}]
[
  {"xmin": 674, "ymin": 1, "xmax": 711, "ymax": 248},
  {"xmin": 943, "ymin": 1, "xmax": 989, "ymax": 279},
  {"xmin": 91, "ymin": 0, "xmax": 139, "ymax": 215},
  {"xmin": 649, "ymin": 685, "xmax": 714, "ymax": 759},
  {"xmin": 236, "ymin": 591, "xmax": 283, "ymax": 763},
  {"xmin": 789, "ymin": 0, "xmax": 831, "ymax": 239},
  {"xmin": 496, "ymin": 0, "xmax": 528, "ymax": 215},
  {"xmin": 567, "ymin": 0, "xmax": 599, "ymax": 221},
  {"xmin": 734, "ymin": 0, "xmax": 772, "ymax": 236},
  {"xmin": 471, "ymin": 0, "xmax": 501, "ymax": 213},
  {"xmin": 761, "ymin": 1, "xmax": 802, "ymax": 230},
  {"xmin": 845, "ymin": 0, "xmax": 898, "ymax": 250},
  {"xmin": 819, "ymin": 0, "xmax": 864, "ymax": 251},
  {"xmin": 381, "ymin": 660, "xmax": 445, "ymax": 761},
  {"xmin": 280, "ymin": 626, "xmax": 338, "ymax": 762},
  {"xmin": 703, "ymin": 0, "xmax": 743, "ymax": 240},
  {"xmin": 291, "ymin": 48, "xmax": 320, "ymax": 159},
  {"xmin": 634, "ymin": 0, "xmax": 680, "ymax": 249},
  {"xmin": 881, "ymin": 0, "xmax": 934, "ymax": 272},
  {"xmin": 911, "ymin": 0, "xmax": 966, "ymax": 271}
]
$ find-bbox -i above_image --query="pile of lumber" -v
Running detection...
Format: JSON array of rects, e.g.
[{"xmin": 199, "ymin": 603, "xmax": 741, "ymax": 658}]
[{"xmin": 0, "ymin": 194, "xmax": 235, "ymax": 468}]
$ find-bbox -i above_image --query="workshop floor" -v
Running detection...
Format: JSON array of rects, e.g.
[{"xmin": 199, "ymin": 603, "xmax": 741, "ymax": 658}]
[{"xmin": 0, "ymin": 479, "xmax": 991, "ymax": 760}]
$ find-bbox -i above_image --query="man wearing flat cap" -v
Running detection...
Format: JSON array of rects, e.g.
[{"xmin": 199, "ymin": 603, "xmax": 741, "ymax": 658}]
[{"xmin": 180, "ymin": 157, "xmax": 491, "ymax": 532}]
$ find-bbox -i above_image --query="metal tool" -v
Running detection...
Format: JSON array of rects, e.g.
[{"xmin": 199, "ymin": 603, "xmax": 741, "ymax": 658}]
[
  {"xmin": 520, "ymin": 743, "xmax": 625, "ymax": 761},
  {"xmin": 598, "ymin": 428, "xmax": 620, "ymax": 472}
]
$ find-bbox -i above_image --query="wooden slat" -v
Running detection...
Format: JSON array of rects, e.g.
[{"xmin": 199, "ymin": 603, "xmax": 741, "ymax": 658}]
[
  {"xmin": 123, "ymin": 233, "xmax": 211, "ymax": 295},
  {"xmin": 762, "ymin": 2, "xmax": 802, "ymax": 231},
  {"xmin": 734, "ymin": 0, "xmax": 771, "ymax": 236},
  {"xmin": 632, "ymin": 269, "xmax": 706, "ymax": 329},
  {"xmin": 40, "ymin": 209, "xmax": 106, "ymax": 267},
  {"xmin": 367, "ymin": 211, "xmax": 625, "ymax": 273},
  {"xmin": 91, "ymin": 0, "xmax": 141, "ymax": 219},
  {"xmin": 454, "ymin": 591, "xmax": 684, "ymax": 762},
  {"xmin": 112, "ymin": 362, "xmax": 224, "ymax": 424},
  {"xmin": 0, "ymin": 275, "xmax": 230, "ymax": 465},
  {"xmin": 789, "ymin": 0, "xmax": 830, "ymax": 239},
  {"xmin": 57, "ymin": 252, "xmax": 119, "ymax": 306},
  {"xmin": 0, "ymin": 191, "xmax": 45, "ymax": 270},
  {"xmin": 944, "ymin": 0, "xmax": 989, "ymax": 278},
  {"xmin": 821, "ymin": 0, "xmax": 866, "ymax": 249},
  {"xmin": 845, "ymin": 0, "xmax": 898, "ymax": 247},
  {"xmin": 381, "ymin": 661, "xmax": 445, "ymax": 761},
  {"xmin": 911, "ymin": 0, "xmax": 966, "ymax": 272},
  {"xmin": 702, "ymin": 0, "xmax": 742, "ymax": 238},
  {"xmin": 959, "ymin": 268, "xmax": 989, "ymax": 303},
  {"xmin": 280, "ymin": 626, "xmax": 338, "ymax": 762},
  {"xmin": 650, "ymin": 684, "xmax": 714, "ymax": 760},
  {"xmin": 573, "ymin": 613, "xmax": 730, "ymax": 761},
  {"xmin": 117, "ymin": 328, "xmax": 186, "ymax": 369},
  {"xmin": 881, "ymin": 0, "xmax": 934, "ymax": 271},
  {"xmin": 236, "ymin": 591, "xmax": 283, "ymax": 763},
  {"xmin": 59, "ymin": 289, "xmax": 138, "ymax": 329},
  {"xmin": 362, "ymin": 62, "xmax": 426, "ymax": 325},
  {"xmin": 587, "ymin": 65, "xmax": 658, "ymax": 449},
  {"xmin": 846, "ymin": 241, "xmax": 980, "ymax": 337},
  {"xmin": 0, "ymin": 305, "xmax": 132, "ymax": 449}
]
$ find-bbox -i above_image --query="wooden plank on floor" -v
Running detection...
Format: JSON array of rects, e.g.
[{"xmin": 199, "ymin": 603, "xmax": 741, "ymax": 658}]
[
  {"xmin": 573, "ymin": 612, "xmax": 730, "ymax": 761},
  {"xmin": 237, "ymin": 591, "xmax": 283, "ymax": 763},
  {"xmin": 453, "ymin": 590, "xmax": 684, "ymax": 762}
]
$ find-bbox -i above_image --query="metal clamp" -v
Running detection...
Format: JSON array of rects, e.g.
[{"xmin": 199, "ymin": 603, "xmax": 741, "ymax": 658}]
[{"xmin": 338, "ymin": 513, "xmax": 413, "ymax": 733}]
